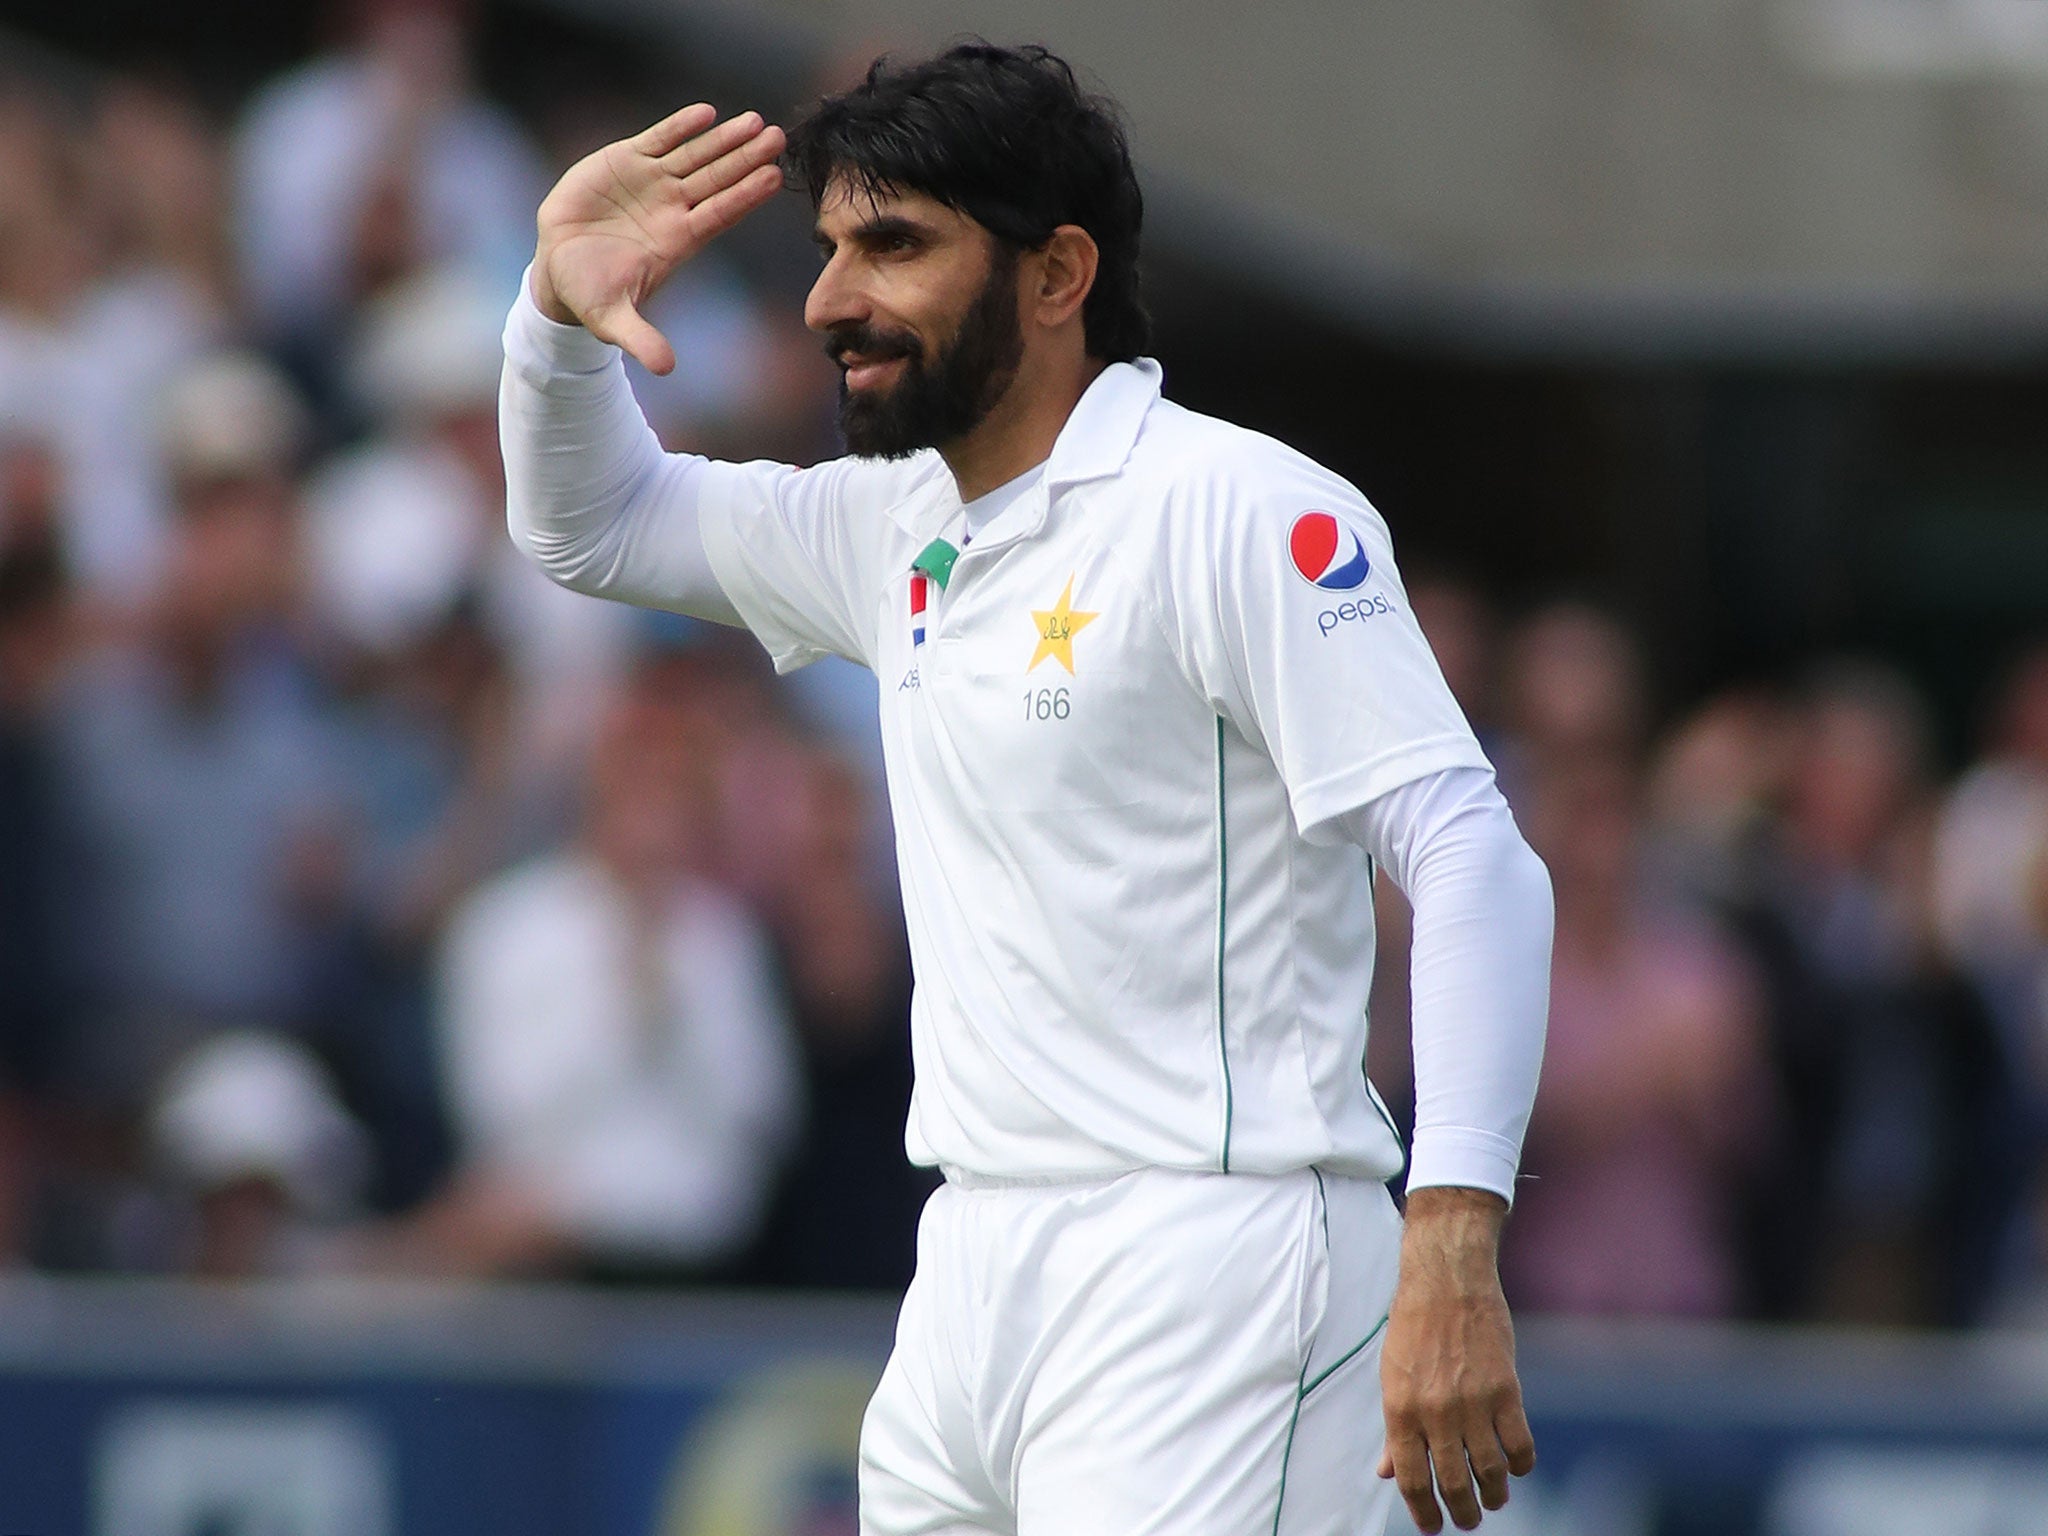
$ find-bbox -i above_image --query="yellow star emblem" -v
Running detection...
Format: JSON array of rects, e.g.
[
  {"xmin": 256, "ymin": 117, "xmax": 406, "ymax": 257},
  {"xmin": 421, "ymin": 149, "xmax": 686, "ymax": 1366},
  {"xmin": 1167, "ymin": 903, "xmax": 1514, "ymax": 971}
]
[{"xmin": 1028, "ymin": 576, "xmax": 1099, "ymax": 674}]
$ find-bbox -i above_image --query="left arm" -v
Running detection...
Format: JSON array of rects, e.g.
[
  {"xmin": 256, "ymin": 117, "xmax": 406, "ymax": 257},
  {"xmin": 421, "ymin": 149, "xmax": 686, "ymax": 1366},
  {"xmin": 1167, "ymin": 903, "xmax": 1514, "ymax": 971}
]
[
  {"xmin": 1339, "ymin": 767, "xmax": 1552, "ymax": 1534},
  {"xmin": 1152, "ymin": 460, "xmax": 1550, "ymax": 1529}
]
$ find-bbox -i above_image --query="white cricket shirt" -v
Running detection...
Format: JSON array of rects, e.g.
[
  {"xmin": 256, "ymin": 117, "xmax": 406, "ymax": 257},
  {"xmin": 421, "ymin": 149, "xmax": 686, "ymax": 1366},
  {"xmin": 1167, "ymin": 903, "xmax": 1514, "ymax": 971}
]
[{"xmin": 684, "ymin": 360, "xmax": 1492, "ymax": 1184}]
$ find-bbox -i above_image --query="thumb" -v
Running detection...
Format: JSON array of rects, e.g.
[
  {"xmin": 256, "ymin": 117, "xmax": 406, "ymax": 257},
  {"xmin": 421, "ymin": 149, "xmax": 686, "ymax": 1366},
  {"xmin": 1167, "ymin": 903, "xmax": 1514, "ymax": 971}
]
[
  {"xmin": 1378, "ymin": 1449, "xmax": 1396, "ymax": 1480},
  {"xmin": 589, "ymin": 296, "xmax": 676, "ymax": 376}
]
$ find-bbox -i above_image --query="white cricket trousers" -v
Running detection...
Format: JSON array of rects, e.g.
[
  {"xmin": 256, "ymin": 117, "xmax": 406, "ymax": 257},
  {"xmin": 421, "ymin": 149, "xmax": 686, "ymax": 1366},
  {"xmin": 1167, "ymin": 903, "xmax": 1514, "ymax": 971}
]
[{"xmin": 858, "ymin": 1165, "xmax": 1404, "ymax": 1536}]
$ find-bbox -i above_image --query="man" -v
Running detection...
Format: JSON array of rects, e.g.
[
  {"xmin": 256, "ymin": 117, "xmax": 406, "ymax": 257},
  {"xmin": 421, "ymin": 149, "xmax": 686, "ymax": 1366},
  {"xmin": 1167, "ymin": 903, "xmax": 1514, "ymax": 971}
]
[
  {"xmin": 501, "ymin": 43, "xmax": 1551, "ymax": 1535},
  {"xmin": 407, "ymin": 663, "xmax": 801, "ymax": 1280}
]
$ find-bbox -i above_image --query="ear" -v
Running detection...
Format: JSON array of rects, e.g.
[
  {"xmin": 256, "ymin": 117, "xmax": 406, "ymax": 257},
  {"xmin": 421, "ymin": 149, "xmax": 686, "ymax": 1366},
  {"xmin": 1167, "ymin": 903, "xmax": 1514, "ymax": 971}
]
[{"xmin": 1030, "ymin": 224, "xmax": 1099, "ymax": 332}]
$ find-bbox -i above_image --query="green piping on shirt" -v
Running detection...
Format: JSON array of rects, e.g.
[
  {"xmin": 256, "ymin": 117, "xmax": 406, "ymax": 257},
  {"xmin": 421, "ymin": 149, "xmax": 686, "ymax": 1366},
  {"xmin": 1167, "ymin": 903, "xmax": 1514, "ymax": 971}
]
[{"xmin": 1215, "ymin": 716, "xmax": 1233, "ymax": 1174}]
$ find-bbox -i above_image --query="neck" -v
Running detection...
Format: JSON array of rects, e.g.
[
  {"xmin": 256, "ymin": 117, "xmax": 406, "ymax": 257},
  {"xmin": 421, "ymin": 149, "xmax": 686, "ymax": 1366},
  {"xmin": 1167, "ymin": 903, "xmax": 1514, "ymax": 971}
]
[{"xmin": 942, "ymin": 354, "xmax": 1106, "ymax": 503}]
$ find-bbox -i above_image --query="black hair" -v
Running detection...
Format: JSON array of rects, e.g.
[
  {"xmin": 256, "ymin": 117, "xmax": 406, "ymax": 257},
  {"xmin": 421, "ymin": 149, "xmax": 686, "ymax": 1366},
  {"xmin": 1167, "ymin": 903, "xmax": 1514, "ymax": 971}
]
[{"xmin": 783, "ymin": 41, "xmax": 1150, "ymax": 363}]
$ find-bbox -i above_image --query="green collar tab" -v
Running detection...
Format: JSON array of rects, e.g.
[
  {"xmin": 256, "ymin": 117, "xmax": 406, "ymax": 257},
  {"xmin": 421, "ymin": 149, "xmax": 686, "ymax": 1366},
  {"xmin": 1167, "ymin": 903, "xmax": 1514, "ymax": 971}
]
[{"xmin": 912, "ymin": 539, "xmax": 960, "ymax": 590}]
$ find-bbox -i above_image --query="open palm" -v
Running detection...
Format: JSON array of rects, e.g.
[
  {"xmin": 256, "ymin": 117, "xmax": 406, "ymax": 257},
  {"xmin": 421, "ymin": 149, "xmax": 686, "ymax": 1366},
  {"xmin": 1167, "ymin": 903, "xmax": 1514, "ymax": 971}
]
[{"xmin": 532, "ymin": 104, "xmax": 786, "ymax": 375}]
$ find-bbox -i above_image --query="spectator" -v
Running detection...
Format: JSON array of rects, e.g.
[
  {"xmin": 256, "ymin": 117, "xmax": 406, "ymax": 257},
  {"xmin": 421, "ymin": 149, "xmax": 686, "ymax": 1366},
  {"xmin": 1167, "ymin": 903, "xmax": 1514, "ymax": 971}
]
[
  {"xmin": 1645, "ymin": 685, "xmax": 1799, "ymax": 915},
  {"xmin": 324, "ymin": 595, "xmax": 521, "ymax": 1213},
  {"xmin": 0, "ymin": 522, "xmax": 72, "ymax": 1266},
  {"xmin": 749, "ymin": 750, "xmax": 932, "ymax": 1291},
  {"xmin": 85, "ymin": 78, "xmax": 236, "ymax": 324},
  {"xmin": 231, "ymin": 0, "xmax": 543, "ymax": 368},
  {"xmin": 1504, "ymin": 755, "xmax": 1771, "ymax": 1318},
  {"xmin": 70, "ymin": 79, "xmax": 236, "ymax": 599},
  {"xmin": 1755, "ymin": 663, "xmax": 2020, "ymax": 1324},
  {"xmin": 1935, "ymin": 642, "xmax": 2048, "ymax": 1088},
  {"xmin": 0, "ymin": 85, "xmax": 223, "ymax": 605},
  {"xmin": 1934, "ymin": 643, "xmax": 2048, "ymax": 1320},
  {"xmin": 306, "ymin": 261, "xmax": 636, "ymax": 795},
  {"xmin": 384, "ymin": 664, "xmax": 801, "ymax": 1280},
  {"xmin": 45, "ymin": 350, "xmax": 353, "ymax": 1109},
  {"xmin": 143, "ymin": 1031, "xmax": 371, "ymax": 1278},
  {"xmin": 1497, "ymin": 600, "xmax": 1648, "ymax": 800},
  {"xmin": 1641, "ymin": 685, "xmax": 1811, "ymax": 1317}
]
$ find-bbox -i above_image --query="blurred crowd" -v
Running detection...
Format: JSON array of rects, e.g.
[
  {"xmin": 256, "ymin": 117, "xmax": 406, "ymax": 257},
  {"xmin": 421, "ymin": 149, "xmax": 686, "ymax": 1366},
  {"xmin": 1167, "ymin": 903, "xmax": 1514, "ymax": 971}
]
[
  {"xmin": 0, "ymin": 0, "xmax": 928, "ymax": 1291},
  {"xmin": 1370, "ymin": 589, "xmax": 2048, "ymax": 1329},
  {"xmin": 5, "ymin": 4, "xmax": 2048, "ymax": 1329}
]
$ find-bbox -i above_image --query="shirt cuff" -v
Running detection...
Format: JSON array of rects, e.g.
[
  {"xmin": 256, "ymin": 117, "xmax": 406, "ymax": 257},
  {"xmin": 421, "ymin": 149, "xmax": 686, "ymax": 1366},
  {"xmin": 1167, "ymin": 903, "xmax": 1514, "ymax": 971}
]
[
  {"xmin": 1405, "ymin": 1126, "xmax": 1522, "ymax": 1206},
  {"xmin": 1290, "ymin": 735, "xmax": 1497, "ymax": 844},
  {"xmin": 503, "ymin": 263, "xmax": 624, "ymax": 382}
]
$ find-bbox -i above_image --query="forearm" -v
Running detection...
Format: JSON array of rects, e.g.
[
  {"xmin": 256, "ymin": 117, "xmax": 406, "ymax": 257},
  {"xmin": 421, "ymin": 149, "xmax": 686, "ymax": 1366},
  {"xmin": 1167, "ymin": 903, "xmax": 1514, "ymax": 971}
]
[
  {"xmin": 1342, "ymin": 767, "xmax": 1552, "ymax": 1204},
  {"xmin": 499, "ymin": 270, "xmax": 740, "ymax": 623}
]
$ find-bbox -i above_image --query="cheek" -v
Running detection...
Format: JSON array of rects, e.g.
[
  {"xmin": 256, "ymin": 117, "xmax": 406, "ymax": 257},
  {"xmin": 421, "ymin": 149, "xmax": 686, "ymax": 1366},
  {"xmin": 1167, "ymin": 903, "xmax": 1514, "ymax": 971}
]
[{"xmin": 896, "ymin": 257, "xmax": 988, "ymax": 339}]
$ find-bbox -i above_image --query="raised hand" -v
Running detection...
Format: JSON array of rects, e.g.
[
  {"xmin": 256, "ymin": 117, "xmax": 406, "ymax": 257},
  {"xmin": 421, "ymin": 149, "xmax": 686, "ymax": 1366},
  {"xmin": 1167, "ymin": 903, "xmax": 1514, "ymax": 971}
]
[{"xmin": 529, "ymin": 104, "xmax": 786, "ymax": 375}]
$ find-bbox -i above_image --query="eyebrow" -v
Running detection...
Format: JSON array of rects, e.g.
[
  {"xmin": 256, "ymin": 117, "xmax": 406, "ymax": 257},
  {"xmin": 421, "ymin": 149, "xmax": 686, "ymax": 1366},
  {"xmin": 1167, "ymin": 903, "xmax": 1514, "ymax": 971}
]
[{"xmin": 813, "ymin": 214, "xmax": 938, "ymax": 252}]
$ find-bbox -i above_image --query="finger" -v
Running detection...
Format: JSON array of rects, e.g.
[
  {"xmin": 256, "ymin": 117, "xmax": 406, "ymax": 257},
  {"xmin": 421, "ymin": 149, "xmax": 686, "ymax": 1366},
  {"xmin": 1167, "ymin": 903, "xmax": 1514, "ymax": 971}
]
[
  {"xmin": 659, "ymin": 109, "xmax": 769, "ymax": 178},
  {"xmin": 676, "ymin": 123, "xmax": 787, "ymax": 207},
  {"xmin": 635, "ymin": 102, "xmax": 717, "ymax": 158},
  {"xmin": 1387, "ymin": 1430, "xmax": 1444, "ymax": 1536},
  {"xmin": 588, "ymin": 297, "xmax": 675, "ymax": 376},
  {"xmin": 1428, "ymin": 1432, "xmax": 1483, "ymax": 1532},
  {"xmin": 1467, "ymin": 1424, "xmax": 1511, "ymax": 1513},
  {"xmin": 685, "ymin": 163, "xmax": 784, "ymax": 242},
  {"xmin": 1497, "ymin": 1395, "xmax": 1538, "ymax": 1477}
]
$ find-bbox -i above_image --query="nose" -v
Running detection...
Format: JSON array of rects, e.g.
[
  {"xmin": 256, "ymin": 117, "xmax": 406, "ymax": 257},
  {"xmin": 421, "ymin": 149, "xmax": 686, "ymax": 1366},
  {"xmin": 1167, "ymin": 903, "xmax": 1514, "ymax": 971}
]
[{"xmin": 804, "ymin": 250, "xmax": 867, "ymax": 335}]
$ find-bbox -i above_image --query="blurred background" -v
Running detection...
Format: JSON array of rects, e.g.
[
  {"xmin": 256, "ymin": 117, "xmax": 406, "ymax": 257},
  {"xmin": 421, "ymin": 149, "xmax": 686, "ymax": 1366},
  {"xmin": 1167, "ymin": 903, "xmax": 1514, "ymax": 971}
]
[{"xmin": 4, "ymin": 0, "xmax": 2048, "ymax": 1532}]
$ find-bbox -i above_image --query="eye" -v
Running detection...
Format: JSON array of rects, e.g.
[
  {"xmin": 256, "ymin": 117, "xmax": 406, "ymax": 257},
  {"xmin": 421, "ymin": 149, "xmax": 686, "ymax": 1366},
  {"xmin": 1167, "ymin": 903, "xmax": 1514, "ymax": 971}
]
[{"xmin": 867, "ymin": 227, "xmax": 924, "ymax": 258}]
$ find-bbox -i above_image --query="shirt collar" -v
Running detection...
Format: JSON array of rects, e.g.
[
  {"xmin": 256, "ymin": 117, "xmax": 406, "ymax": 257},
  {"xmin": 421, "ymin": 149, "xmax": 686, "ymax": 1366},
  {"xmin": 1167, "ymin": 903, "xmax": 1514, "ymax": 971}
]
[
  {"xmin": 885, "ymin": 357, "xmax": 1164, "ymax": 538},
  {"xmin": 1045, "ymin": 356, "xmax": 1163, "ymax": 490}
]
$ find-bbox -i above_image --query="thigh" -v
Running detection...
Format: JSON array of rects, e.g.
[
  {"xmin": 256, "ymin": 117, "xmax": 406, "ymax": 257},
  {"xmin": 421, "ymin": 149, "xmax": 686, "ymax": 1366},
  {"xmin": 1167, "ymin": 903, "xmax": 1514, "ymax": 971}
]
[
  {"xmin": 861, "ymin": 1190, "xmax": 1012, "ymax": 1536},
  {"xmin": 1274, "ymin": 1307, "xmax": 1399, "ymax": 1535},
  {"xmin": 1274, "ymin": 1177, "xmax": 1404, "ymax": 1536},
  {"xmin": 860, "ymin": 1347, "xmax": 1011, "ymax": 1536},
  {"xmin": 1010, "ymin": 1170, "xmax": 1399, "ymax": 1536}
]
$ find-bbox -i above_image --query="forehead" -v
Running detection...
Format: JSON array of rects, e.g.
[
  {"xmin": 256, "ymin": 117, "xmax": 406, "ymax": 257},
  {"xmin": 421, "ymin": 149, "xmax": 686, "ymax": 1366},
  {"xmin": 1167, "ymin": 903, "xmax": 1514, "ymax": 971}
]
[{"xmin": 814, "ymin": 176, "xmax": 976, "ymax": 239}]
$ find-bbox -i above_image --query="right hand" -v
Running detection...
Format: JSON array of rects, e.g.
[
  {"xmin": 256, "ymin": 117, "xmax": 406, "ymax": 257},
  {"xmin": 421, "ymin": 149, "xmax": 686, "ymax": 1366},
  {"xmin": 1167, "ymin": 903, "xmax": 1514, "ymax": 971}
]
[{"xmin": 530, "ymin": 104, "xmax": 786, "ymax": 375}]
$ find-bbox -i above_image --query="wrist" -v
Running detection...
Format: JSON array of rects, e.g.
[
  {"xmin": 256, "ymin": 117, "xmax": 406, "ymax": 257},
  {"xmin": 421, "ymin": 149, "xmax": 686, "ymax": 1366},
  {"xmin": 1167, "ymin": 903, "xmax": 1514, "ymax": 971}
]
[
  {"xmin": 526, "ymin": 256, "xmax": 579, "ymax": 327},
  {"xmin": 1405, "ymin": 1184, "xmax": 1508, "ymax": 1227},
  {"xmin": 1399, "ymin": 1186, "xmax": 1507, "ymax": 1283}
]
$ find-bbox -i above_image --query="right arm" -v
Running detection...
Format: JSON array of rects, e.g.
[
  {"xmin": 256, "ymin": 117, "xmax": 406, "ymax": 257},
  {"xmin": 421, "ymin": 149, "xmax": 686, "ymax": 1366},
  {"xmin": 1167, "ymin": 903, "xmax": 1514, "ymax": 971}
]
[
  {"xmin": 500, "ymin": 273, "xmax": 739, "ymax": 623},
  {"xmin": 499, "ymin": 104, "xmax": 787, "ymax": 625}
]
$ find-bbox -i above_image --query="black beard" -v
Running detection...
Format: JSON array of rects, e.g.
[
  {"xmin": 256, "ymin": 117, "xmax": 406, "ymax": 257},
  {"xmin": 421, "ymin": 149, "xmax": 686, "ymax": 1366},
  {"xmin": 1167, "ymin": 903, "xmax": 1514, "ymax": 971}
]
[{"xmin": 828, "ymin": 246, "xmax": 1025, "ymax": 460}]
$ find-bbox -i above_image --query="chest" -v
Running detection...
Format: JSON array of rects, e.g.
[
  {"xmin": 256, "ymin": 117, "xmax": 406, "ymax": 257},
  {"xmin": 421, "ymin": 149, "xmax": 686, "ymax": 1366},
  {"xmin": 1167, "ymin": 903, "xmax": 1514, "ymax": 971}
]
[{"xmin": 872, "ymin": 531, "xmax": 1212, "ymax": 816}]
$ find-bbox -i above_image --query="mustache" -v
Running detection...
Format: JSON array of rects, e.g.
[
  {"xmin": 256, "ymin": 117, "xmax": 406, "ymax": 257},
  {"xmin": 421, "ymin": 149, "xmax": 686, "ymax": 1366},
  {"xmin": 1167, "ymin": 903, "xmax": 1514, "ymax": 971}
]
[{"xmin": 824, "ymin": 325, "xmax": 924, "ymax": 368}]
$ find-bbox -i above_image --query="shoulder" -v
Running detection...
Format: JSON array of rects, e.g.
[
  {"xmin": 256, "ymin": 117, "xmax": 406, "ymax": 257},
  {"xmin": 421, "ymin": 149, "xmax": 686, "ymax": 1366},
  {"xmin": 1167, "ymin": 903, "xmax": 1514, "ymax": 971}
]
[
  {"xmin": 834, "ymin": 448, "xmax": 952, "ymax": 519},
  {"xmin": 707, "ymin": 448, "xmax": 944, "ymax": 529},
  {"xmin": 1103, "ymin": 393, "xmax": 1386, "ymax": 596},
  {"xmin": 1124, "ymin": 395, "xmax": 1375, "ymax": 535}
]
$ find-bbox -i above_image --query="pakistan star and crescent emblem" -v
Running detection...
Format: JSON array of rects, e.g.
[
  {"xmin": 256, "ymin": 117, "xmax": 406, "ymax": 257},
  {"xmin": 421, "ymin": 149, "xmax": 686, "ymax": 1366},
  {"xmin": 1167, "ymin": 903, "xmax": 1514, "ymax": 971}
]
[{"xmin": 1028, "ymin": 576, "xmax": 1099, "ymax": 674}]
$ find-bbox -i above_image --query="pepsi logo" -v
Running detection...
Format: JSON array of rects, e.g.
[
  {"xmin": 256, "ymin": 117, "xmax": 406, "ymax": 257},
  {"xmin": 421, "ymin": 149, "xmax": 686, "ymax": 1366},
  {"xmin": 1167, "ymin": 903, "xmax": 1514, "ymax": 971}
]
[{"xmin": 1288, "ymin": 511, "xmax": 1371, "ymax": 590}]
